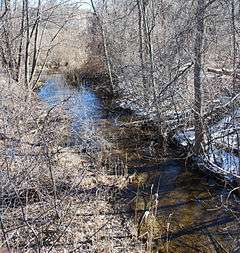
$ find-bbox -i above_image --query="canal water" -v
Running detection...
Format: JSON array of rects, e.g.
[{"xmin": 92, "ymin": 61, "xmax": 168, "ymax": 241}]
[{"xmin": 38, "ymin": 75, "xmax": 239, "ymax": 253}]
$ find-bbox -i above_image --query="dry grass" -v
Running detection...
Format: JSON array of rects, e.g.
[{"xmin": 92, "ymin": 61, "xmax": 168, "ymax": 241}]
[{"xmin": 0, "ymin": 74, "xmax": 145, "ymax": 253}]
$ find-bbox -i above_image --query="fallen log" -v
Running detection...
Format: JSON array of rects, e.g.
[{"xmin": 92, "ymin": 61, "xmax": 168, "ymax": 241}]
[
  {"xmin": 215, "ymin": 141, "xmax": 240, "ymax": 157},
  {"xmin": 207, "ymin": 67, "xmax": 240, "ymax": 79},
  {"xmin": 203, "ymin": 95, "xmax": 240, "ymax": 125}
]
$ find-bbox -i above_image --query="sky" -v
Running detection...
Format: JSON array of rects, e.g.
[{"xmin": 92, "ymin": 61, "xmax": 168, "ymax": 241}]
[
  {"xmin": 74, "ymin": 0, "xmax": 92, "ymax": 10},
  {"xmin": 28, "ymin": 0, "xmax": 92, "ymax": 10}
]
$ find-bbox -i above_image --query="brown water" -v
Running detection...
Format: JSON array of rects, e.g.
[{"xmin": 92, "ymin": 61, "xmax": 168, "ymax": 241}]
[{"xmin": 39, "ymin": 75, "xmax": 240, "ymax": 253}]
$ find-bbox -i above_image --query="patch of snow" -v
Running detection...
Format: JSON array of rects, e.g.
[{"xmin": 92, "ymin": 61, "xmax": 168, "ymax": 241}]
[
  {"xmin": 210, "ymin": 108, "xmax": 240, "ymax": 150},
  {"xmin": 212, "ymin": 108, "xmax": 240, "ymax": 131},
  {"xmin": 206, "ymin": 147, "xmax": 240, "ymax": 177},
  {"xmin": 174, "ymin": 128, "xmax": 195, "ymax": 147},
  {"xmin": 174, "ymin": 107, "xmax": 240, "ymax": 178}
]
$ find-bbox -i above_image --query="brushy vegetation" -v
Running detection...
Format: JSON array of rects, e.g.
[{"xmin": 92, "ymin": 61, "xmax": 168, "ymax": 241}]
[
  {"xmin": 0, "ymin": 73, "xmax": 146, "ymax": 252},
  {"xmin": 0, "ymin": 0, "xmax": 240, "ymax": 252}
]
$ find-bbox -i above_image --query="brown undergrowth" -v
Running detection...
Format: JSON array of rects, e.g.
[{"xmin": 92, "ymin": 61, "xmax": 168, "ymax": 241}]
[
  {"xmin": 0, "ymin": 74, "xmax": 144, "ymax": 253},
  {"xmin": 63, "ymin": 57, "xmax": 115, "ymax": 98}
]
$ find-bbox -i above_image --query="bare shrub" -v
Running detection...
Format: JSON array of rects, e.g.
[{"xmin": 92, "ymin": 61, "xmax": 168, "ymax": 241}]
[{"xmin": 0, "ymin": 74, "xmax": 144, "ymax": 252}]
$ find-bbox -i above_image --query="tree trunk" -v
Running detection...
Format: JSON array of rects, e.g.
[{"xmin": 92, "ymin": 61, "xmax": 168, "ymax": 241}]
[
  {"xmin": 90, "ymin": 0, "xmax": 114, "ymax": 89},
  {"xmin": 29, "ymin": 0, "xmax": 41, "ymax": 83},
  {"xmin": 193, "ymin": 0, "xmax": 205, "ymax": 154},
  {"xmin": 16, "ymin": 0, "xmax": 25, "ymax": 81},
  {"xmin": 24, "ymin": 0, "xmax": 30, "ymax": 88},
  {"xmin": 231, "ymin": 0, "xmax": 238, "ymax": 95},
  {"xmin": 137, "ymin": 0, "xmax": 147, "ymax": 89}
]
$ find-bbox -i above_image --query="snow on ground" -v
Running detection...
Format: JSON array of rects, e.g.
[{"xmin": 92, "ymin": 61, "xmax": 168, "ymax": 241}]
[
  {"xmin": 174, "ymin": 128, "xmax": 195, "ymax": 147},
  {"xmin": 174, "ymin": 108, "xmax": 240, "ymax": 178},
  {"xmin": 210, "ymin": 108, "xmax": 240, "ymax": 150},
  {"xmin": 118, "ymin": 90, "xmax": 240, "ymax": 178},
  {"xmin": 206, "ymin": 147, "xmax": 240, "ymax": 177}
]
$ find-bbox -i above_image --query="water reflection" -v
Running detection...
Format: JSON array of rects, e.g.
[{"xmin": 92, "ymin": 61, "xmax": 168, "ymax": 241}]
[
  {"xmin": 38, "ymin": 74, "xmax": 103, "ymax": 129},
  {"xmin": 38, "ymin": 74, "xmax": 239, "ymax": 253}
]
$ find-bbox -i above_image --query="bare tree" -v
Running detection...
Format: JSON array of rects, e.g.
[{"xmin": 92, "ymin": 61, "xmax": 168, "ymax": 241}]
[
  {"xmin": 231, "ymin": 0, "xmax": 238, "ymax": 95},
  {"xmin": 90, "ymin": 0, "xmax": 114, "ymax": 88},
  {"xmin": 193, "ymin": 0, "xmax": 205, "ymax": 154}
]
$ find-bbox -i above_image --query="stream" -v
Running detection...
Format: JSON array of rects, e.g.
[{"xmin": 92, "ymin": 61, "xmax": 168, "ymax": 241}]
[{"xmin": 38, "ymin": 74, "xmax": 239, "ymax": 253}]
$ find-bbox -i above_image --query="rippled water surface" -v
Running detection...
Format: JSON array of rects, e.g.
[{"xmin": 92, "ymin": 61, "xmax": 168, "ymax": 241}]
[
  {"xmin": 38, "ymin": 75, "xmax": 103, "ymax": 129},
  {"xmin": 38, "ymin": 75, "xmax": 239, "ymax": 253}
]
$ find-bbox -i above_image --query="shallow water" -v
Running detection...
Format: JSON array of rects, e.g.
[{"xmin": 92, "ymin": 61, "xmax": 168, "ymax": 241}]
[
  {"xmin": 38, "ymin": 75, "xmax": 103, "ymax": 129},
  {"xmin": 38, "ymin": 75, "xmax": 239, "ymax": 253}
]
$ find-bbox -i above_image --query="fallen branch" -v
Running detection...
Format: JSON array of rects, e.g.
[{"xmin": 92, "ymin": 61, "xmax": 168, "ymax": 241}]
[{"xmin": 207, "ymin": 67, "xmax": 240, "ymax": 79}]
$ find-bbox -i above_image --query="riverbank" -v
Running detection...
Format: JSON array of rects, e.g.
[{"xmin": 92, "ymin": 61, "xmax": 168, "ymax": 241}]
[
  {"xmin": 37, "ymin": 74, "xmax": 240, "ymax": 252},
  {"xmin": 0, "ymin": 73, "xmax": 146, "ymax": 252},
  {"xmin": 1, "ymin": 72, "xmax": 240, "ymax": 252},
  {"xmin": 117, "ymin": 84, "xmax": 240, "ymax": 189}
]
